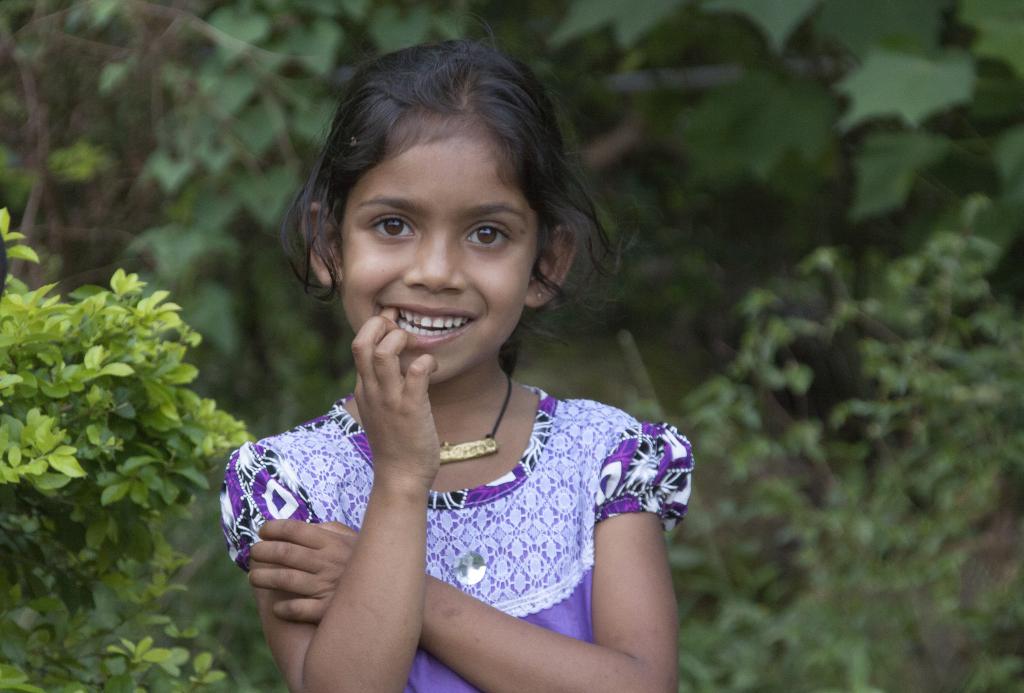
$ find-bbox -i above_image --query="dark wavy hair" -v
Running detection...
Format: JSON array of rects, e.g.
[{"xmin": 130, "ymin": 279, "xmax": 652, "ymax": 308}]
[{"xmin": 281, "ymin": 39, "xmax": 611, "ymax": 373}]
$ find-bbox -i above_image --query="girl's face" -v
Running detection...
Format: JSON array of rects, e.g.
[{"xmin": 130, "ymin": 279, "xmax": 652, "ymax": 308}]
[{"xmin": 337, "ymin": 133, "xmax": 551, "ymax": 385}]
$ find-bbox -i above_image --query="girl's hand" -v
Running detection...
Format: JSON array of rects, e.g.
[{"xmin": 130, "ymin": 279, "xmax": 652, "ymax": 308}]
[
  {"xmin": 351, "ymin": 308, "xmax": 440, "ymax": 490},
  {"xmin": 250, "ymin": 519, "xmax": 356, "ymax": 623}
]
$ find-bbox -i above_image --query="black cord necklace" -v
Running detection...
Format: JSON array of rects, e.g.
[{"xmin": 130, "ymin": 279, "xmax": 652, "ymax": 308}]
[{"xmin": 439, "ymin": 374, "xmax": 513, "ymax": 464}]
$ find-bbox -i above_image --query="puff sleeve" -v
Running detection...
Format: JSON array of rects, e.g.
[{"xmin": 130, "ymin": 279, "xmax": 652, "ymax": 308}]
[
  {"xmin": 220, "ymin": 441, "xmax": 319, "ymax": 571},
  {"xmin": 594, "ymin": 422, "xmax": 694, "ymax": 531}
]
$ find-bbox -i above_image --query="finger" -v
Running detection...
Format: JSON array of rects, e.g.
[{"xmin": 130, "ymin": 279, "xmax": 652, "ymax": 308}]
[
  {"xmin": 351, "ymin": 316, "xmax": 395, "ymax": 390},
  {"xmin": 403, "ymin": 353, "xmax": 437, "ymax": 399},
  {"xmin": 249, "ymin": 566, "xmax": 318, "ymax": 595},
  {"xmin": 379, "ymin": 306, "xmax": 399, "ymax": 324},
  {"xmin": 251, "ymin": 539, "xmax": 321, "ymax": 571},
  {"xmin": 372, "ymin": 326, "xmax": 408, "ymax": 392},
  {"xmin": 321, "ymin": 521, "xmax": 358, "ymax": 537},
  {"xmin": 273, "ymin": 598, "xmax": 327, "ymax": 624},
  {"xmin": 259, "ymin": 519, "xmax": 332, "ymax": 549}
]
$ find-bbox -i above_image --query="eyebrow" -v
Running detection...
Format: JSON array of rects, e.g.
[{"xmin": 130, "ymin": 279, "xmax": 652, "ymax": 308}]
[{"xmin": 357, "ymin": 196, "xmax": 528, "ymax": 221}]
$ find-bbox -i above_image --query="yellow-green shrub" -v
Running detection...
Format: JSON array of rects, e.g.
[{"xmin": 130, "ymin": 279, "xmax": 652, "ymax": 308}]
[{"xmin": 0, "ymin": 209, "xmax": 248, "ymax": 691}]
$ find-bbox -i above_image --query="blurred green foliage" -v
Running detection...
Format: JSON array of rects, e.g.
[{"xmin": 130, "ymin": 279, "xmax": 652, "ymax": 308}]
[
  {"xmin": 2, "ymin": 0, "xmax": 1023, "ymax": 690},
  {"xmin": 0, "ymin": 210, "xmax": 248, "ymax": 689}
]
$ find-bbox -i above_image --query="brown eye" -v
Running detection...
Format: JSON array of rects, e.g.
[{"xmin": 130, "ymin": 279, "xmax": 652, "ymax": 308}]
[
  {"xmin": 376, "ymin": 217, "xmax": 410, "ymax": 236},
  {"xmin": 468, "ymin": 226, "xmax": 505, "ymax": 245}
]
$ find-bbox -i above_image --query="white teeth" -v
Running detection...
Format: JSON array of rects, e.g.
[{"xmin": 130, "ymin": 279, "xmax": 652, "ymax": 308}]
[{"xmin": 394, "ymin": 310, "xmax": 471, "ymax": 336}]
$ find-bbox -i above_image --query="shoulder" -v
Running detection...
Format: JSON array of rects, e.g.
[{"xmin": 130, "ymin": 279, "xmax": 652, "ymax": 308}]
[
  {"xmin": 549, "ymin": 396, "xmax": 642, "ymax": 447},
  {"xmin": 220, "ymin": 400, "xmax": 359, "ymax": 570},
  {"xmin": 551, "ymin": 396, "xmax": 694, "ymax": 532}
]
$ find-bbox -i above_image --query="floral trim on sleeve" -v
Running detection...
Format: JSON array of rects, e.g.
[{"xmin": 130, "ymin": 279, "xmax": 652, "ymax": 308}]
[
  {"xmin": 220, "ymin": 441, "xmax": 319, "ymax": 571},
  {"xmin": 594, "ymin": 422, "xmax": 694, "ymax": 531}
]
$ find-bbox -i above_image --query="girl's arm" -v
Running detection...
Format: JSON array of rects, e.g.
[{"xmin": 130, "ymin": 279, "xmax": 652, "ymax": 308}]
[
  {"xmin": 254, "ymin": 511, "xmax": 678, "ymax": 692},
  {"xmin": 253, "ymin": 312, "xmax": 440, "ymax": 693}
]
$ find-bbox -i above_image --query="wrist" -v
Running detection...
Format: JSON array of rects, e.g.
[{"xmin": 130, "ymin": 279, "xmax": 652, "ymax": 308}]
[{"xmin": 372, "ymin": 471, "xmax": 433, "ymax": 502}]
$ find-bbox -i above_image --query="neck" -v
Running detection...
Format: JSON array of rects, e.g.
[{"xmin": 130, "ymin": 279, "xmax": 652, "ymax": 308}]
[{"xmin": 427, "ymin": 362, "xmax": 510, "ymax": 442}]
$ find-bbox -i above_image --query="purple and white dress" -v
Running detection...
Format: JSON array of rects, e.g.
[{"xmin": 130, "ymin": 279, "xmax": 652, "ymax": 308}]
[{"xmin": 220, "ymin": 388, "xmax": 694, "ymax": 692}]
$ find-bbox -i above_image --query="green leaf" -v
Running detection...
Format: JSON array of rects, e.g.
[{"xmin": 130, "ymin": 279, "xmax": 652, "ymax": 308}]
[
  {"xmin": 232, "ymin": 165, "xmax": 296, "ymax": 226},
  {"xmin": 98, "ymin": 61, "xmax": 130, "ymax": 95},
  {"xmin": 815, "ymin": 0, "xmax": 948, "ymax": 57},
  {"xmin": 550, "ymin": 0, "xmax": 685, "ymax": 48},
  {"xmin": 48, "ymin": 453, "xmax": 86, "ymax": 478},
  {"xmin": 204, "ymin": 71, "xmax": 257, "ymax": 116},
  {"xmin": 367, "ymin": 5, "xmax": 433, "ymax": 53},
  {"xmin": 182, "ymin": 283, "xmax": 238, "ymax": 355},
  {"xmin": 6, "ymin": 245, "xmax": 39, "ymax": 263},
  {"xmin": 110, "ymin": 268, "xmax": 144, "ymax": 295},
  {"xmin": 84, "ymin": 345, "xmax": 104, "ymax": 370},
  {"xmin": 339, "ymin": 0, "xmax": 370, "ymax": 19},
  {"xmin": 207, "ymin": 7, "xmax": 271, "ymax": 59},
  {"xmin": 86, "ymin": 518, "xmax": 108, "ymax": 548},
  {"xmin": 703, "ymin": 0, "xmax": 820, "ymax": 51},
  {"xmin": 173, "ymin": 466, "xmax": 210, "ymax": 490},
  {"xmin": 233, "ymin": 105, "xmax": 279, "ymax": 157},
  {"xmin": 837, "ymin": 49, "xmax": 976, "ymax": 129},
  {"xmin": 961, "ymin": 0, "xmax": 1024, "ymax": 77},
  {"xmin": 193, "ymin": 652, "xmax": 213, "ymax": 675},
  {"xmin": 101, "ymin": 481, "xmax": 130, "ymax": 506},
  {"xmin": 994, "ymin": 124, "xmax": 1024, "ymax": 200},
  {"xmin": 99, "ymin": 363, "xmax": 134, "ymax": 377},
  {"xmin": 283, "ymin": 19, "xmax": 344, "ymax": 75},
  {"xmin": 32, "ymin": 473, "xmax": 72, "ymax": 490},
  {"xmin": 102, "ymin": 674, "xmax": 133, "ymax": 693},
  {"xmin": 0, "ymin": 373, "xmax": 24, "ymax": 389},
  {"xmin": 683, "ymin": 71, "xmax": 837, "ymax": 181},
  {"xmin": 145, "ymin": 150, "xmax": 194, "ymax": 194},
  {"xmin": 849, "ymin": 131, "xmax": 951, "ymax": 221},
  {"xmin": 47, "ymin": 140, "xmax": 112, "ymax": 182}
]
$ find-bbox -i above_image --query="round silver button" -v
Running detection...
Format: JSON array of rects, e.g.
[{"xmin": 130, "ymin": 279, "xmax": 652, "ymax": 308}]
[{"xmin": 453, "ymin": 551, "xmax": 486, "ymax": 586}]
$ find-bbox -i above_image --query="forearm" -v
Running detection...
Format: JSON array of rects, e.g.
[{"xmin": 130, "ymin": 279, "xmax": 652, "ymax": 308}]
[
  {"xmin": 302, "ymin": 477, "xmax": 428, "ymax": 692},
  {"xmin": 420, "ymin": 577, "xmax": 675, "ymax": 693}
]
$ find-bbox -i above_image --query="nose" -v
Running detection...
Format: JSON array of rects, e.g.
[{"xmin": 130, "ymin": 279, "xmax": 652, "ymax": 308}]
[{"xmin": 404, "ymin": 233, "xmax": 464, "ymax": 292}]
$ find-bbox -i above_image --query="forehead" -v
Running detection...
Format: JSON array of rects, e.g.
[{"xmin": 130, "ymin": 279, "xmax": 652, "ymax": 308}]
[{"xmin": 348, "ymin": 132, "xmax": 531, "ymax": 215}]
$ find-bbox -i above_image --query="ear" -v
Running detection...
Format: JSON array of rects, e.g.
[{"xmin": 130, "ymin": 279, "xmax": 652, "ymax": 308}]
[
  {"xmin": 525, "ymin": 227, "xmax": 576, "ymax": 309},
  {"xmin": 307, "ymin": 202, "xmax": 342, "ymax": 286}
]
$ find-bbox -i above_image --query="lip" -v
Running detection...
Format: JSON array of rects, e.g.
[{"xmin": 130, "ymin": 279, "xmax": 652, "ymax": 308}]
[{"xmin": 383, "ymin": 303, "xmax": 476, "ymax": 320}]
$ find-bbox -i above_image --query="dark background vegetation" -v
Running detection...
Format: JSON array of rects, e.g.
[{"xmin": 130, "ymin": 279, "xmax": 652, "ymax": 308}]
[{"xmin": 2, "ymin": 0, "xmax": 1023, "ymax": 690}]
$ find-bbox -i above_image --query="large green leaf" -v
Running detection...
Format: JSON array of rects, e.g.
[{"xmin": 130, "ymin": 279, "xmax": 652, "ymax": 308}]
[
  {"xmin": 181, "ymin": 283, "xmax": 237, "ymax": 355},
  {"xmin": 281, "ymin": 19, "xmax": 344, "ymax": 76},
  {"xmin": 849, "ymin": 131, "xmax": 951, "ymax": 221},
  {"xmin": 994, "ymin": 124, "xmax": 1024, "ymax": 201},
  {"xmin": 960, "ymin": 0, "xmax": 1024, "ymax": 77},
  {"xmin": 145, "ymin": 151, "xmax": 194, "ymax": 195},
  {"xmin": 232, "ymin": 166, "xmax": 297, "ymax": 226},
  {"xmin": 683, "ymin": 71, "xmax": 837, "ymax": 181},
  {"xmin": 837, "ymin": 49, "xmax": 975, "ymax": 129},
  {"xmin": 702, "ymin": 0, "xmax": 820, "ymax": 51},
  {"xmin": 815, "ymin": 0, "xmax": 949, "ymax": 57},
  {"xmin": 206, "ymin": 7, "xmax": 271, "ymax": 60},
  {"xmin": 200, "ymin": 70, "xmax": 257, "ymax": 117},
  {"xmin": 550, "ymin": 0, "xmax": 685, "ymax": 48},
  {"xmin": 367, "ymin": 5, "xmax": 432, "ymax": 53}
]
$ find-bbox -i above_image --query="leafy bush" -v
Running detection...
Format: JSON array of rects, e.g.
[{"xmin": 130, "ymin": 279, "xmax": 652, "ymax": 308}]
[
  {"xmin": 675, "ymin": 224, "xmax": 1024, "ymax": 692},
  {"xmin": 0, "ymin": 209, "xmax": 248, "ymax": 691}
]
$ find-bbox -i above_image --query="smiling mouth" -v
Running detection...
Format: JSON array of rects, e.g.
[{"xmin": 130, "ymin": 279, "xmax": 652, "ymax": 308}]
[{"xmin": 396, "ymin": 309, "xmax": 472, "ymax": 337}]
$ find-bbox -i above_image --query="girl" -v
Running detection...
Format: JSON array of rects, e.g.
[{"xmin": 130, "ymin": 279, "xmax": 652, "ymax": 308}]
[{"xmin": 220, "ymin": 39, "xmax": 694, "ymax": 693}]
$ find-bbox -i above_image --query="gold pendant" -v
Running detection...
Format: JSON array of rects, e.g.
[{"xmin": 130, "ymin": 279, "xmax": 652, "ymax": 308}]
[{"xmin": 439, "ymin": 437, "xmax": 499, "ymax": 464}]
